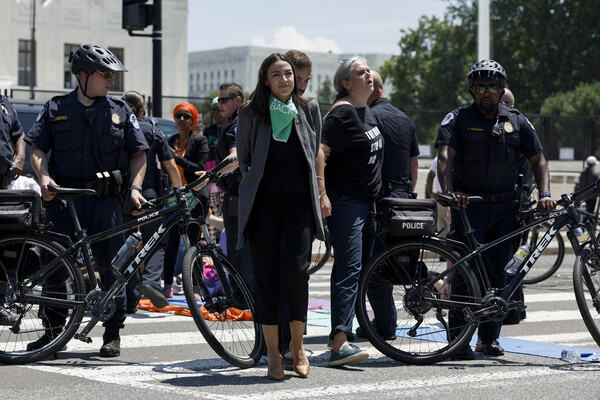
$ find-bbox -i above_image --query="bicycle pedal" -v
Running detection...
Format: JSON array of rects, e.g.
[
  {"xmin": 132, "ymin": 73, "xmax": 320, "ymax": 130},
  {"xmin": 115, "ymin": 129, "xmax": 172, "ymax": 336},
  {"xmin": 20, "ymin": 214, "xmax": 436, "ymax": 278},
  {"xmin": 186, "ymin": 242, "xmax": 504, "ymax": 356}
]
[{"xmin": 74, "ymin": 333, "xmax": 93, "ymax": 343}]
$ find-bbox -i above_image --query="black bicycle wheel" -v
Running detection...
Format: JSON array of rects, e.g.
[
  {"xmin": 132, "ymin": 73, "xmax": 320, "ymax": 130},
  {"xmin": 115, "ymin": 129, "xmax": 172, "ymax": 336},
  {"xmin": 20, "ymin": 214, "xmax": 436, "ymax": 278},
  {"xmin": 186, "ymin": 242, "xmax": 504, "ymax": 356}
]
[
  {"xmin": 573, "ymin": 248, "xmax": 600, "ymax": 346},
  {"xmin": 356, "ymin": 238, "xmax": 481, "ymax": 365},
  {"xmin": 523, "ymin": 223, "xmax": 565, "ymax": 284},
  {"xmin": 0, "ymin": 233, "xmax": 85, "ymax": 364},
  {"xmin": 307, "ymin": 225, "xmax": 332, "ymax": 275},
  {"xmin": 182, "ymin": 245, "xmax": 264, "ymax": 368}
]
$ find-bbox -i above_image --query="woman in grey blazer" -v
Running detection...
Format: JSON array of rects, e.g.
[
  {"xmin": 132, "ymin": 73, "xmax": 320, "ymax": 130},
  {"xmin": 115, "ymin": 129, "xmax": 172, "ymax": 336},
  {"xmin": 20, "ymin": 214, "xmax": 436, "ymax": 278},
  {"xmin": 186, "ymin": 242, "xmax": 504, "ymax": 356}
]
[{"xmin": 236, "ymin": 53, "xmax": 325, "ymax": 380}]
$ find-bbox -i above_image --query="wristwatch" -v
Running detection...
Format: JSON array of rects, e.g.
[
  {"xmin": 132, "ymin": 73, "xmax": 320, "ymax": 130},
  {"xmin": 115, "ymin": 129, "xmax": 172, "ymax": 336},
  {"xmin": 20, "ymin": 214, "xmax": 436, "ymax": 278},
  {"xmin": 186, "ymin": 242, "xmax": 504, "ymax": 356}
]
[
  {"xmin": 539, "ymin": 191, "xmax": 551, "ymax": 199},
  {"xmin": 131, "ymin": 185, "xmax": 143, "ymax": 192}
]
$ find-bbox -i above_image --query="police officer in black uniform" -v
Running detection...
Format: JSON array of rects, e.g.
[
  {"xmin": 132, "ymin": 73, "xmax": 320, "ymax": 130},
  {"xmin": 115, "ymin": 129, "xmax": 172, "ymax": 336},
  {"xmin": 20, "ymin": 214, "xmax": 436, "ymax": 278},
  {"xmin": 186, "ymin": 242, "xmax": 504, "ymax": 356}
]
[
  {"xmin": 25, "ymin": 44, "xmax": 149, "ymax": 357},
  {"xmin": 121, "ymin": 90, "xmax": 181, "ymax": 311},
  {"xmin": 437, "ymin": 60, "xmax": 556, "ymax": 359},
  {"xmin": 0, "ymin": 95, "xmax": 26, "ymax": 325},
  {"xmin": 356, "ymin": 70, "xmax": 420, "ymax": 340}
]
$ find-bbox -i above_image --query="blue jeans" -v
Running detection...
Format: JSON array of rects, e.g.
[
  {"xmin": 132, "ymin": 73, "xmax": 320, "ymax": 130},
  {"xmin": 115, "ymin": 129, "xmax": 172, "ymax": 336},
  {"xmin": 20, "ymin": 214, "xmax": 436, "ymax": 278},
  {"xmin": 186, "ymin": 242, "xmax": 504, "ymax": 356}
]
[{"xmin": 327, "ymin": 190, "xmax": 375, "ymax": 341}]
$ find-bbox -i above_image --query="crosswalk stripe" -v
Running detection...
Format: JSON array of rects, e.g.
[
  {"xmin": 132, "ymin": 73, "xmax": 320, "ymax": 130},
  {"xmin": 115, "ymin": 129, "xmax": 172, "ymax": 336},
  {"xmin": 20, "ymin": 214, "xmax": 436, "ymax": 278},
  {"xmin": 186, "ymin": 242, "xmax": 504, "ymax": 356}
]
[{"xmin": 24, "ymin": 357, "xmax": 580, "ymax": 400}]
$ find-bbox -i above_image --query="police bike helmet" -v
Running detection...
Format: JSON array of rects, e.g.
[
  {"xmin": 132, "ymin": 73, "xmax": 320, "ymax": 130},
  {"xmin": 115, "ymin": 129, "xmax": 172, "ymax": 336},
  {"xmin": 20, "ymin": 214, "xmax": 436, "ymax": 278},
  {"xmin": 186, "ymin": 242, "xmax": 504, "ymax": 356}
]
[
  {"xmin": 466, "ymin": 59, "xmax": 507, "ymax": 87},
  {"xmin": 69, "ymin": 44, "xmax": 127, "ymax": 99}
]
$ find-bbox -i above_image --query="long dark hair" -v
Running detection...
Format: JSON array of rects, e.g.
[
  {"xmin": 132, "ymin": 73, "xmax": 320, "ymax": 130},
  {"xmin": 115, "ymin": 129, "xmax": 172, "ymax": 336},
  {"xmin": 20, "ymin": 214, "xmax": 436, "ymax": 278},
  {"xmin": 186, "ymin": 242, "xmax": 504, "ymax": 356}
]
[{"xmin": 243, "ymin": 53, "xmax": 306, "ymax": 124}]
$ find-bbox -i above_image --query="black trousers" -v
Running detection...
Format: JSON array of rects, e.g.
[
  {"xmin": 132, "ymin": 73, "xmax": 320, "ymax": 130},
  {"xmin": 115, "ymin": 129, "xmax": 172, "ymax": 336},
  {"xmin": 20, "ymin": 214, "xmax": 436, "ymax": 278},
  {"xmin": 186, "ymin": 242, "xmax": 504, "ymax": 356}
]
[{"xmin": 247, "ymin": 193, "xmax": 315, "ymax": 325}]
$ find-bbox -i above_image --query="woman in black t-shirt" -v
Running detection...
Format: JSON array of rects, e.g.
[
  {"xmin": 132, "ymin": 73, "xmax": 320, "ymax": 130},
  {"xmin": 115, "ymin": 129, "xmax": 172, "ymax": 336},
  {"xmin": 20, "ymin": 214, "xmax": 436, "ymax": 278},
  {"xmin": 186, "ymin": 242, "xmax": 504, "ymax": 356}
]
[
  {"xmin": 237, "ymin": 53, "xmax": 325, "ymax": 380},
  {"xmin": 320, "ymin": 56, "xmax": 384, "ymax": 367}
]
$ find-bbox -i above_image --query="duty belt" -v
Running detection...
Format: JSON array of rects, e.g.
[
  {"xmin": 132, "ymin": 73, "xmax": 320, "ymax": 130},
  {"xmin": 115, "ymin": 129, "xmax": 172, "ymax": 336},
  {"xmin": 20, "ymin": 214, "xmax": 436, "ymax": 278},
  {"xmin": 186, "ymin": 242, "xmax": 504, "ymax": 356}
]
[
  {"xmin": 384, "ymin": 182, "xmax": 411, "ymax": 193},
  {"xmin": 54, "ymin": 177, "xmax": 97, "ymax": 190}
]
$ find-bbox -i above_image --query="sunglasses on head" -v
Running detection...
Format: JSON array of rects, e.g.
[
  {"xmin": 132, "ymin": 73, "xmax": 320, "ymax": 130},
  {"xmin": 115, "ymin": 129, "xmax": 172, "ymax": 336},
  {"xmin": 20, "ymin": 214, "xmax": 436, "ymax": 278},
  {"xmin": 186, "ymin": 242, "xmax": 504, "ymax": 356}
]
[
  {"xmin": 472, "ymin": 85, "xmax": 501, "ymax": 94},
  {"xmin": 94, "ymin": 70, "xmax": 115, "ymax": 79},
  {"xmin": 175, "ymin": 113, "xmax": 192, "ymax": 120}
]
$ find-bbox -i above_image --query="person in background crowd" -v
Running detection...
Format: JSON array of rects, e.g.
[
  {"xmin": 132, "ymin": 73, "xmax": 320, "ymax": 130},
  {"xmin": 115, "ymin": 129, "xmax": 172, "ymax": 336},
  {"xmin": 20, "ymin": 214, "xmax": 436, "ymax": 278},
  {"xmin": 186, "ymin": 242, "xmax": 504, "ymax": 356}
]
[
  {"xmin": 236, "ymin": 52, "xmax": 325, "ymax": 380},
  {"xmin": 285, "ymin": 50, "xmax": 312, "ymax": 96},
  {"xmin": 0, "ymin": 95, "xmax": 26, "ymax": 325},
  {"xmin": 437, "ymin": 59, "xmax": 555, "ymax": 360},
  {"xmin": 203, "ymin": 97, "xmax": 228, "ymax": 240},
  {"xmin": 121, "ymin": 91, "xmax": 181, "ymax": 311},
  {"xmin": 320, "ymin": 56, "xmax": 382, "ymax": 367},
  {"xmin": 26, "ymin": 44, "xmax": 149, "ymax": 357},
  {"xmin": 426, "ymin": 156, "xmax": 450, "ymax": 233},
  {"xmin": 214, "ymin": 83, "xmax": 254, "ymax": 290},
  {"xmin": 163, "ymin": 103, "xmax": 209, "ymax": 297},
  {"xmin": 579, "ymin": 155, "xmax": 599, "ymax": 214}
]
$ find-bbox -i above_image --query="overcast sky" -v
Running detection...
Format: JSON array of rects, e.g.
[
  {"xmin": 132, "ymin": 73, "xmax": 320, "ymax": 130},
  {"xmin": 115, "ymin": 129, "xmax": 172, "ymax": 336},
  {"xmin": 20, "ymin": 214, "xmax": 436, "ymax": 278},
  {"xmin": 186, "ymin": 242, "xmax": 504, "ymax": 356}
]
[{"xmin": 187, "ymin": 0, "xmax": 450, "ymax": 55}]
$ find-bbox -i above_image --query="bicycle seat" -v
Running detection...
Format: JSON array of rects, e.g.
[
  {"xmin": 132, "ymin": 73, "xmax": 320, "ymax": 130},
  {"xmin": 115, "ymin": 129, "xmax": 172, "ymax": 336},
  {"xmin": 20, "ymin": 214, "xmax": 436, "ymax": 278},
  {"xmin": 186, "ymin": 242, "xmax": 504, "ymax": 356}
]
[{"xmin": 47, "ymin": 184, "xmax": 97, "ymax": 200}]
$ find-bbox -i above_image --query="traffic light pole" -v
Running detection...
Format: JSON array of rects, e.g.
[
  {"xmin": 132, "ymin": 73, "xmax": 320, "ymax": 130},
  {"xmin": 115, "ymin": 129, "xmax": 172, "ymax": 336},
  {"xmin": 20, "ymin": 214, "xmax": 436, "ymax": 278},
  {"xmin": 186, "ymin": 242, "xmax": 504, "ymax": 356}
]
[
  {"xmin": 126, "ymin": 0, "xmax": 162, "ymax": 117},
  {"xmin": 152, "ymin": 0, "xmax": 162, "ymax": 116}
]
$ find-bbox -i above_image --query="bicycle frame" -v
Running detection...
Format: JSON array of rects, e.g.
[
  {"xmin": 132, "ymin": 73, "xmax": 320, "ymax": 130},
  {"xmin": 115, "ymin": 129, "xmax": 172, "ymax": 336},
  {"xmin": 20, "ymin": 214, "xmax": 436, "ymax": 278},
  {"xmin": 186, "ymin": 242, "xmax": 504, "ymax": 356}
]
[
  {"xmin": 19, "ymin": 158, "xmax": 237, "ymax": 343},
  {"xmin": 425, "ymin": 197, "xmax": 600, "ymax": 320}
]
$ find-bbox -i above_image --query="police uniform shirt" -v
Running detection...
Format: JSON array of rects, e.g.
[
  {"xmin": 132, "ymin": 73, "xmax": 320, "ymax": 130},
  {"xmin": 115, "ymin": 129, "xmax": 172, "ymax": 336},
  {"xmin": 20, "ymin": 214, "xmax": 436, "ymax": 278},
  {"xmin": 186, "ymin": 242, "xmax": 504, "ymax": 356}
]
[
  {"xmin": 321, "ymin": 104, "xmax": 384, "ymax": 202},
  {"xmin": 439, "ymin": 103, "xmax": 542, "ymax": 194},
  {"xmin": 140, "ymin": 118, "xmax": 172, "ymax": 187},
  {"xmin": 370, "ymin": 98, "xmax": 419, "ymax": 187},
  {"xmin": 0, "ymin": 96, "xmax": 24, "ymax": 174},
  {"xmin": 25, "ymin": 89, "xmax": 149, "ymax": 180},
  {"xmin": 216, "ymin": 110, "xmax": 242, "ymax": 188}
]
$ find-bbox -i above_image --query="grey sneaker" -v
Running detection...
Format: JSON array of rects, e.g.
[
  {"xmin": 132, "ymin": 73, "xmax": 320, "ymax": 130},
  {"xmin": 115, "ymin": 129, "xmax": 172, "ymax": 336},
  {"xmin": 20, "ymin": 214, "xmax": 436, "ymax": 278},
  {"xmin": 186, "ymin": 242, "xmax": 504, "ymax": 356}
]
[
  {"xmin": 140, "ymin": 284, "xmax": 170, "ymax": 308},
  {"xmin": 328, "ymin": 344, "xmax": 369, "ymax": 367}
]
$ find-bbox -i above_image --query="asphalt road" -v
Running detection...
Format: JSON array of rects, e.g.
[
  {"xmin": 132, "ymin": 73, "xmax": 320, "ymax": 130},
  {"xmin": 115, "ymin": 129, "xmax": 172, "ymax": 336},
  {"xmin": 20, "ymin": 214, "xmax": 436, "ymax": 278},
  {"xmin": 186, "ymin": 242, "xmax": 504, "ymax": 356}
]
[{"xmin": 2, "ymin": 254, "xmax": 600, "ymax": 400}]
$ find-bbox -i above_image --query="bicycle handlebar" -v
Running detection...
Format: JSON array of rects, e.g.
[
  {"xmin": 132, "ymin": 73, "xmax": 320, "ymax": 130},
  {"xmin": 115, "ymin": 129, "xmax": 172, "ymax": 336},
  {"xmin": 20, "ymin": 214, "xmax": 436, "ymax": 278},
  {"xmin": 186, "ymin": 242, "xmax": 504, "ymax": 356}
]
[
  {"xmin": 557, "ymin": 178, "xmax": 600, "ymax": 208},
  {"xmin": 139, "ymin": 156, "xmax": 238, "ymax": 211},
  {"xmin": 436, "ymin": 193, "xmax": 483, "ymax": 208}
]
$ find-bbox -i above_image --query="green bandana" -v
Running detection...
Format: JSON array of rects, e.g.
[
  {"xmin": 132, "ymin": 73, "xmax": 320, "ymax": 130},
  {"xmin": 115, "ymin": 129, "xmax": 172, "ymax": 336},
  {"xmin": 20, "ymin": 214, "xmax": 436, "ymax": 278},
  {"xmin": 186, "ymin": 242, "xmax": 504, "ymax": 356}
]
[{"xmin": 269, "ymin": 95, "xmax": 297, "ymax": 142}]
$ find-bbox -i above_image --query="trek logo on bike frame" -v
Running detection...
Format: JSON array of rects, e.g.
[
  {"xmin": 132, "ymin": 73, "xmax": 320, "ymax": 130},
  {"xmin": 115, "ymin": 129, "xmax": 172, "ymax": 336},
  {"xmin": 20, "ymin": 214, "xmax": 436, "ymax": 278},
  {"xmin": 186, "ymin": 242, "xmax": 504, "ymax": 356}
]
[
  {"xmin": 520, "ymin": 210, "xmax": 566, "ymax": 274},
  {"xmin": 127, "ymin": 224, "xmax": 168, "ymax": 274}
]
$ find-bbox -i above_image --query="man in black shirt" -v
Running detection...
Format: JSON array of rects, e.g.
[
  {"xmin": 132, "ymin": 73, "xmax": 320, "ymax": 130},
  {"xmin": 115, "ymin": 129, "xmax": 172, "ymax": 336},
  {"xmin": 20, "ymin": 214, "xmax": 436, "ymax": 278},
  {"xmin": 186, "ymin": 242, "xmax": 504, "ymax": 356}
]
[{"xmin": 368, "ymin": 71, "xmax": 419, "ymax": 198}]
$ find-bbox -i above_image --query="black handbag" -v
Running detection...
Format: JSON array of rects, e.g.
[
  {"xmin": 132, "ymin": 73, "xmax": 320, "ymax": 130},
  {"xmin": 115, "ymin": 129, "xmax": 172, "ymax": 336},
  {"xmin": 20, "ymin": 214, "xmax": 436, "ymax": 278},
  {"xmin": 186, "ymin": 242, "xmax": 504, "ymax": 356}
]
[
  {"xmin": 0, "ymin": 190, "xmax": 42, "ymax": 230},
  {"xmin": 377, "ymin": 197, "xmax": 437, "ymax": 236}
]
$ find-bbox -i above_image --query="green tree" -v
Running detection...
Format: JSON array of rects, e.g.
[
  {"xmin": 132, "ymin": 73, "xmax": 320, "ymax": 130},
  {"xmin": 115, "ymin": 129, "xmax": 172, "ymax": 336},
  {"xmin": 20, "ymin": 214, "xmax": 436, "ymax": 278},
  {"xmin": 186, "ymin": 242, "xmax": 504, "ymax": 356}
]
[
  {"xmin": 382, "ymin": 0, "xmax": 600, "ymax": 114},
  {"xmin": 541, "ymin": 82, "xmax": 600, "ymax": 116},
  {"xmin": 317, "ymin": 80, "xmax": 335, "ymax": 104}
]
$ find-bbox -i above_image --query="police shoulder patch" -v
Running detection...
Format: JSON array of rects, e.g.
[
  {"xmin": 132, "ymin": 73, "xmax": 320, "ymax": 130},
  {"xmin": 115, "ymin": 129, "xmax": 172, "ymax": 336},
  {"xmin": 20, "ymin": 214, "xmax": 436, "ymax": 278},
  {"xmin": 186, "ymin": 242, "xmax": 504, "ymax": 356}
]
[
  {"xmin": 129, "ymin": 113, "xmax": 140, "ymax": 130},
  {"xmin": 36, "ymin": 105, "xmax": 46, "ymax": 122},
  {"xmin": 441, "ymin": 112, "xmax": 455, "ymax": 126}
]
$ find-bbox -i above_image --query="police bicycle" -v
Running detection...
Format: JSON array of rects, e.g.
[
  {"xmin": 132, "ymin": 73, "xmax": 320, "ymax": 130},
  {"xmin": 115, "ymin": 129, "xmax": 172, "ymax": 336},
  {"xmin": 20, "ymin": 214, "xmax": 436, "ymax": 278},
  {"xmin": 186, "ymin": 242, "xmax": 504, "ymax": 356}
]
[
  {"xmin": 355, "ymin": 180, "xmax": 600, "ymax": 364},
  {"xmin": 0, "ymin": 158, "xmax": 264, "ymax": 367}
]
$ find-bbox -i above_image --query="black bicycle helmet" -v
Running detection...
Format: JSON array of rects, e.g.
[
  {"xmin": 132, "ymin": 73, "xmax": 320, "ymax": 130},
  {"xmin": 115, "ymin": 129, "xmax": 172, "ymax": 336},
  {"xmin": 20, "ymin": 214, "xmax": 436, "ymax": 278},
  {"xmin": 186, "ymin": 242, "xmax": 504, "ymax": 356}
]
[
  {"xmin": 69, "ymin": 44, "xmax": 127, "ymax": 75},
  {"xmin": 466, "ymin": 59, "xmax": 506, "ymax": 85}
]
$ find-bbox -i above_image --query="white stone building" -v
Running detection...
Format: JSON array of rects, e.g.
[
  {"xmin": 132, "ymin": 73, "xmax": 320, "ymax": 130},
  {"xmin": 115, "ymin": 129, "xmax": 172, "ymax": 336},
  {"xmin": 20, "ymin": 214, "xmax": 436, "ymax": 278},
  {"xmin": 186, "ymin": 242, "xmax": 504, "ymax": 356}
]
[
  {"xmin": 188, "ymin": 46, "xmax": 393, "ymax": 101},
  {"xmin": 1, "ymin": 0, "xmax": 188, "ymax": 119}
]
